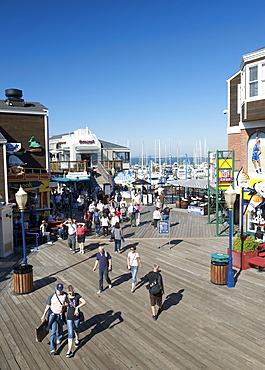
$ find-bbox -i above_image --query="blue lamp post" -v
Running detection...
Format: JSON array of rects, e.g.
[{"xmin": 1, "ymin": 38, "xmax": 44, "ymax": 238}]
[
  {"xmin": 224, "ymin": 185, "xmax": 237, "ymax": 288},
  {"xmin": 15, "ymin": 186, "xmax": 28, "ymax": 265}
]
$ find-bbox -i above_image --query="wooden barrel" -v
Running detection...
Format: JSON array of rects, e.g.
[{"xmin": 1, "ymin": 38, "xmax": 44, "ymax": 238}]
[
  {"xmin": 13, "ymin": 264, "xmax": 33, "ymax": 294},
  {"xmin": 210, "ymin": 261, "xmax": 228, "ymax": 285}
]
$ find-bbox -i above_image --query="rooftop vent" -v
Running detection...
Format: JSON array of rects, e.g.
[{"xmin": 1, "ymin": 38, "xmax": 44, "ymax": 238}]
[{"xmin": 5, "ymin": 89, "xmax": 24, "ymax": 107}]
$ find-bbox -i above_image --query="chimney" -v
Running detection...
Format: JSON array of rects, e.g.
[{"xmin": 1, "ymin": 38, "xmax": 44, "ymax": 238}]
[{"xmin": 5, "ymin": 89, "xmax": 24, "ymax": 107}]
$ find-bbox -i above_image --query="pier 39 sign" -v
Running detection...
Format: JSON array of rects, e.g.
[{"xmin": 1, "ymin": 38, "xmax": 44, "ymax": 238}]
[{"xmin": 114, "ymin": 171, "xmax": 135, "ymax": 185}]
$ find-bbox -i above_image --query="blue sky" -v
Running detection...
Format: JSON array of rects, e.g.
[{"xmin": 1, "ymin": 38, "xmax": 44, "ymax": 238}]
[{"xmin": 1, "ymin": 0, "xmax": 265, "ymax": 157}]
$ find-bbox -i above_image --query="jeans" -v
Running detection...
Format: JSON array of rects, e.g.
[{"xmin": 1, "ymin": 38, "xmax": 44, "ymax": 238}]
[
  {"xmin": 66, "ymin": 319, "xmax": 80, "ymax": 339},
  {"xmin": 162, "ymin": 215, "xmax": 169, "ymax": 220},
  {"xmin": 95, "ymin": 224, "xmax": 100, "ymax": 235},
  {"xmin": 114, "ymin": 239, "xmax": 121, "ymax": 252},
  {"xmin": 99, "ymin": 269, "xmax": 111, "ymax": 291},
  {"xmin": 68, "ymin": 234, "xmax": 76, "ymax": 251},
  {"xmin": 42, "ymin": 233, "xmax": 50, "ymax": 242},
  {"xmin": 130, "ymin": 265, "xmax": 139, "ymax": 285},
  {"xmin": 50, "ymin": 315, "xmax": 64, "ymax": 351}
]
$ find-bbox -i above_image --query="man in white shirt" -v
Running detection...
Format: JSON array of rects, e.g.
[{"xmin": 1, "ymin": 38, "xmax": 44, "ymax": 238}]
[{"xmin": 64, "ymin": 219, "xmax": 77, "ymax": 253}]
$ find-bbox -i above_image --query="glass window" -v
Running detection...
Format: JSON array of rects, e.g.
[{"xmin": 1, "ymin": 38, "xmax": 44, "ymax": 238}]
[
  {"xmin": 249, "ymin": 66, "xmax": 258, "ymax": 97},
  {"xmin": 250, "ymin": 82, "xmax": 258, "ymax": 97}
]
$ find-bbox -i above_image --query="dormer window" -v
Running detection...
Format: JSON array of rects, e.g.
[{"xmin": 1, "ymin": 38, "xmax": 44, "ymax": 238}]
[
  {"xmin": 249, "ymin": 66, "xmax": 258, "ymax": 97},
  {"xmin": 247, "ymin": 62, "xmax": 265, "ymax": 99}
]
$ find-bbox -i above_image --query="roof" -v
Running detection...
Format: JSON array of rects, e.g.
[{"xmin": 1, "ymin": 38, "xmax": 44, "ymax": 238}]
[
  {"xmin": 0, "ymin": 100, "xmax": 48, "ymax": 114},
  {"xmin": 240, "ymin": 46, "xmax": 265, "ymax": 69},
  {"xmin": 100, "ymin": 139, "xmax": 129, "ymax": 150},
  {"xmin": 0, "ymin": 132, "xmax": 7, "ymax": 143}
]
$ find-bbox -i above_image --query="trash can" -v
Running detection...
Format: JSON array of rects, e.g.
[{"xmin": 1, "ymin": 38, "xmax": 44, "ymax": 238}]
[
  {"xmin": 210, "ymin": 253, "xmax": 229, "ymax": 285},
  {"xmin": 13, "ymin": 264, "xmax": 33, "ymax": 294}
]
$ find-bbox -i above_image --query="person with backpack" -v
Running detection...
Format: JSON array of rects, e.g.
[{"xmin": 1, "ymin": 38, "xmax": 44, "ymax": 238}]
[
  {"xmin": 93, "ymin": 246, "xmax": 112, "ymax": 294},
  {"xmin": 111, "ymin": 222, "xmax": 124, "ymax": 253},
  {"xmin": 93, "ymin": 209, "xmax": 101, "ymax": 236},
  {"xmin": 41, "ymin": 283, "xmax": 67, "ymax": 355},
  {"xmin": 146, "ymin": 264, "xmax": 164, "ymax": 321},
  {"xmin": 128, "ymin": 203, "xmax": 136, "ymax": 227}
]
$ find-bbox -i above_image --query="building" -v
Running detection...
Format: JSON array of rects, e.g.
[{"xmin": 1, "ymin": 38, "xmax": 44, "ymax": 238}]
[
  {"xmin": 226, "ymin": 48, "xmax": 265, "ymax": 236},
  {"xmin": 226, "ymin": 47, "xmax": 265, "ymax": 174},
  {"xmin": 50, "ymin": 127, "xmax": 130, "ymax": 168},
  {"xmin": 0, "ymin": 89, "xmax": 51, "ymax": 256},
  {"xmin": 49, "ymin": 127, "xmax": 131, "ymax": 192}
]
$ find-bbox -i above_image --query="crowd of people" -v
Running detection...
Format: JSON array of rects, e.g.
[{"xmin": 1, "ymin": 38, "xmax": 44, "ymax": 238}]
[{"xmin": 39, "ymin": 185, "xmax": 168, "ymax": 357}]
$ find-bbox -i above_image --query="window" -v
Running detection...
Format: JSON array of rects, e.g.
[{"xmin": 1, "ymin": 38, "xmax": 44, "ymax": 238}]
[
  {"xmin": 262, "ymin": 63, "xmax": 265, "ymax": 95},
  {"xmin": 248, "ymin": 61, "xmax": 265, "ymax": 99},
  {"xmin": 249, "ymin": 66, "xmax": 258, "ymax": 97}
]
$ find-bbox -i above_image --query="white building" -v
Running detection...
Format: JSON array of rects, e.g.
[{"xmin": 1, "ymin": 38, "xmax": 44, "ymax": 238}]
[{"xmin": 50, "ymin": 127, "xmax": 130, "ymax": 169}]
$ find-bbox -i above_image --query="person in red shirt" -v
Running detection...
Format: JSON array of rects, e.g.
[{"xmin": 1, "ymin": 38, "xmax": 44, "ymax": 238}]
[{"xmin": 76, "ymin": 222, "xmax": 86, "ymax": 254}]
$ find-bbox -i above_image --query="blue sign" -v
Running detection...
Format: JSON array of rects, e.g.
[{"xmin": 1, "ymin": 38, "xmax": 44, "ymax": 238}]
[{"xmin": 158, "ymin": 220, "xmax": 170, "ymax": 234}]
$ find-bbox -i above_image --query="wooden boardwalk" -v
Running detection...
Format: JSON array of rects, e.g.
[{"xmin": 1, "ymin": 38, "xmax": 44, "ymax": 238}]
[{"xmin": 1, "ymin": 206, "xmax": 265, "ymax": 369}]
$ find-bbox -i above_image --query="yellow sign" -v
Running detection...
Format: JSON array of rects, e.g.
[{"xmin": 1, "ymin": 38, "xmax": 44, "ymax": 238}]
[{"xmin": 218, "ymin": 158, "xmax": 233, "ymax": 190}]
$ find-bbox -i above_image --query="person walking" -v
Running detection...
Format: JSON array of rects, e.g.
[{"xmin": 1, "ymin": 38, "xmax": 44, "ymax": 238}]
[
  {"xmin": 135, "ymin": 203, "xmax": 141, "ymax": 226},
  {"xmin": 128, "ymin": 203, "xmax": 136, "ymax": 227},
  {"xmin": 111, "ymin": 222, "xmax": 124, "ymax": 253},
  {"xmin": 152, "ymin": 207, "xmax": 161, "ymax": 229},
  {"xmin": 93, "ymin": 209, "xmax": 101, "ymax": 236},
  {"xmin": 101, "ymin": 214, "xmax": 110, "ymax": 236},
  {"xmin": 65, "ymin": 285, "xmax": 87, "ymax": 358},
  {"xmin": 76, "ymin": 222, "xmax": 86, "ymax": 254},
  {"xmin": 127, "ymin": 246, "xmax": 142, "ymax": 292},
  {"xmin": 147, "ymin": 264, "xmax": 164, "ymax": 321},
  {"xmin": 93, "ymin": 246, "xmax": 112, "ymax": 294},
  {"xmin": 64, "ymin": 218, "xmax": 77, "ymax": 253},
  {"xmin": 40, "ymin": 220, "xmax": 52, "ymax": 244},
  {"xmin": 41, "ymin": 283, "xmax": 67, "ymax": 355}
]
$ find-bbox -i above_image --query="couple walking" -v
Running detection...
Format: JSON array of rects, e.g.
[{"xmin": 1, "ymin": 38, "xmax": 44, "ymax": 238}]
[{"xmin": 41, "ymin": 283, "xmax": 86, "ymax": 357}]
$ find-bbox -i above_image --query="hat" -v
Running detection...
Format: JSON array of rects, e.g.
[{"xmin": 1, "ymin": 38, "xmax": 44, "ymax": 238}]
[{"xmin": 56, "ymin": 283, "xmax": 63, "ymax": 291}]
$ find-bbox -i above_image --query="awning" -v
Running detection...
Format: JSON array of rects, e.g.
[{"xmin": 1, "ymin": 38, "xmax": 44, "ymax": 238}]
[
  {"xmin": 171, "ymin": 178, "xmax": 208, "ymax": 189},
  {"xmin": 53, "ymin": 177, "xmax": 90, "ymax": 183}
]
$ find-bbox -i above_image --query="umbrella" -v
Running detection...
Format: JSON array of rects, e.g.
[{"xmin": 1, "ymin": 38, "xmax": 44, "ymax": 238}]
[{"xmin": 132, "ymin": 179, "xmax": 151, "ymax": 186}]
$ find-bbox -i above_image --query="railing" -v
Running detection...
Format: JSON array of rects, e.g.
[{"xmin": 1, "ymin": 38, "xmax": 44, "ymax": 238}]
[
  {"xmin": 50, "ymin": 161, "xmax": 89, "ymax": 173},
  {"xmin": 96, "ymin": 161, "xmax": 112, "ymax": 183},
  {"xmin": 50, "ymin": 160, "xmax": 124, "ymax": 174},
  {"xmin": 100, "ymin": 160, "xmax": 123, "ymax": 172}
]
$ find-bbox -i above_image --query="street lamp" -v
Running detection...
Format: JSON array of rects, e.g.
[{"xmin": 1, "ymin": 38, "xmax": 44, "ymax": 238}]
[
  {"xmin": 15, "ymin": 186, "xmax": 28, "ymax": 264},
  {"xmin": 224, "ymin": 185, "xmax": 237, "ymax": 287}
]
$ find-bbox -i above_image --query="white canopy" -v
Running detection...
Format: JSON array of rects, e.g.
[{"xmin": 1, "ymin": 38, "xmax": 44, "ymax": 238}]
[{"xmin": 171, "ymin": 178, "xmax": 208, "ymax": 189}]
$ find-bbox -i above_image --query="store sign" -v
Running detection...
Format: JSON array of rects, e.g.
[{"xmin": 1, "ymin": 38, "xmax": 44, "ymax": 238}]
[
  {"xmin": 218, "ymin": 159, "xmax": 233, "ymax": 190},
  {"xmin": 188, "ymin": 205, "xmax": 204, "ymax": 215},
  {"xmin": 60, "ymin": 162, "xmax": 69, "ymax": 169},
  {"xmin": 114, "ymin": 172, "xmax": 135, "ymax": 184},
  {"xmin": 67, "ymin": 171, "xmax": 88, "ymax": 179},
  {"xmin": 9, "ymin": 180, "xmax": 50, "ymax": 191},
  {"xmin": 79, "ymin": 140, "xmax": 95, "ymax": 144}
]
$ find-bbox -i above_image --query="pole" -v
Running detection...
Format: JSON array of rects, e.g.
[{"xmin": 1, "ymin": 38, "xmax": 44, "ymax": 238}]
[
  {"xmin": 227, "ymin": 208, "xmax": 234, "ymax": 287},
  {"xmin": 20, "ymin": 209, "xmax": 27, "ymax": 265}
]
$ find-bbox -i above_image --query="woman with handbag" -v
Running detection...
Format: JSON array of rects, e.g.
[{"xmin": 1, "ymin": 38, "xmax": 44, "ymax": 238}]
[
  {"xmin": 65, "ymin": 285, "xmax": 86, "ymax": 358},
  {"xmin": 127, "ymin": 246, "xmax": 142, "ymax": 292}
]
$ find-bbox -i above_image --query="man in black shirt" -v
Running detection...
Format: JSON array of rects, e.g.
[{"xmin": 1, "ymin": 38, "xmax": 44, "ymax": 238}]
[{"xmin": 147, "ymin": 264, "xmax": 164, "ymax": 321}]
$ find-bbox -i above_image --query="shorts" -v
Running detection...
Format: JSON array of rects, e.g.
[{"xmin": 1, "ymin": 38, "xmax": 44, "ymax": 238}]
[
  {"xmin": 149, "ymin": 293, "xmax": 162, "ymax": 307},
  {"xmin": 77, "ymin": 234, "xmax": 85, "ymax": 243}
]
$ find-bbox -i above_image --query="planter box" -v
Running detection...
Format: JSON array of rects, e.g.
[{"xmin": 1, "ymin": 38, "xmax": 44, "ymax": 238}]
[{"xmin": 227, "ymin": 248, "xmax": 258, "ymax": 270}]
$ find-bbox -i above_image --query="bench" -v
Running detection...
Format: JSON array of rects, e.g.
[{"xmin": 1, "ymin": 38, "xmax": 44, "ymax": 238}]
[{"xmin": 248, "ymin": 256, "xmax": 265, "ymax": 271}]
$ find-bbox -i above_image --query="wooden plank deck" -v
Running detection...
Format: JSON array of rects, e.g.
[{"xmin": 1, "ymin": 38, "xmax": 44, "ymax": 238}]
[{"xmin": 1, "ymin": 206, "xmax": 265, "ymax": 369}]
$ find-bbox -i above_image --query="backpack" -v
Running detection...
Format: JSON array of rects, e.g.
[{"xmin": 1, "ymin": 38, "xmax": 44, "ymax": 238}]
[
  {"xmin": 94, "ymin": 215, "xmax": 100, "ymax": 225},
  {"xmin": 149, "ymin": 276, "xmax": 161, "ymax": 294}
]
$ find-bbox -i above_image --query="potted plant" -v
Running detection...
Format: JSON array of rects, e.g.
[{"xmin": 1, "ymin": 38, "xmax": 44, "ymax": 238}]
[{"xmin": 227, "ymin": 235, "xmax": 259, "ymax": 270}]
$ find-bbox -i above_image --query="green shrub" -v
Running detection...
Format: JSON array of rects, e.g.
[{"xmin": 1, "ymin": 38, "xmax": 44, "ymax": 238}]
[{"xmin": 232, "ymin": 235, "xmax": 259, "ymax": 252}]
